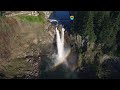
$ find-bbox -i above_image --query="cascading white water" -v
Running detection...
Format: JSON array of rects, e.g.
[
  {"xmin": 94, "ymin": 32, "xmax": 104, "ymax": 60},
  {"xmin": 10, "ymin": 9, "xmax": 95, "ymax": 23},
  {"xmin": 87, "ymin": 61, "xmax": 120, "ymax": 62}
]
[
  {"xmin": 54, "ymin": 27, "xmax": 65, "ymax": 66},
  {"xmin": 56, "ymin": 27, "xmax": 65, "ymax": 59},
  {"xmin": 53, "ymin": 26, "xmax": 71, "ymax": 67},
  {"xmin": 61, "ymin": 28, "xmax": 65, "ymax": 55}
]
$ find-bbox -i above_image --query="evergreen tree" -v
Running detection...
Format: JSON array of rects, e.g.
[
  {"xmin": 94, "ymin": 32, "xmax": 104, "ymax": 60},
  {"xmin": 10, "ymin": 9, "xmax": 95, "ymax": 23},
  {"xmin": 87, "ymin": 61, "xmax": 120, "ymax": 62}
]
[
  {"xmin": 84, "ymin": 11, "xmax": 96, "ymax": 43},
  {"xmin": 99, "ymin": 11, "xmax": 120, "ymax": 54},
  {"xmin": 93, "ymin": 11, "xmax": 106, "ymax": 44},
  {"xmin": 74, "ymin": 11, "xmax": 89, "ymax": 36},
  {"xmin": 73, "ymin": 11, "xmax": 120, "ymax": 55}
]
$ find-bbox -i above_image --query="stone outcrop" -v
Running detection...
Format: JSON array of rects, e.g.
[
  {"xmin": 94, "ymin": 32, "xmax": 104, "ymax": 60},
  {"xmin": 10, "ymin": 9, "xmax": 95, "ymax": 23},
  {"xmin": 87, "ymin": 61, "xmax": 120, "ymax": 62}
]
[
  {"xmin": 5, "ymin": 11, "xmax": 39, "ymax": 17},
  {"xmin": 43, "ymin": 11, "xmax": 53, "ymax": 19}
]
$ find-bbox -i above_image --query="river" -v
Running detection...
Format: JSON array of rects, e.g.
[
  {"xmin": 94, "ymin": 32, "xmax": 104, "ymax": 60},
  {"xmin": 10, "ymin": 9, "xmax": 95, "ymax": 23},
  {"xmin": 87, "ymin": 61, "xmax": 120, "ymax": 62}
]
[{"xmin": 49, "ymin": 11, "xmax": 72, "ymax": 31}]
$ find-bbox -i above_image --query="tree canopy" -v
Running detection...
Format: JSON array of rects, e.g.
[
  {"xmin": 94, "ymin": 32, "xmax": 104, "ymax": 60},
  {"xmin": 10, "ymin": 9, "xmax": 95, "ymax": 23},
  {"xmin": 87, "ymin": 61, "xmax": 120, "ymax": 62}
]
[{"xmin": 73, "ymin": 11, "xmax": 120, "ymax": 56}]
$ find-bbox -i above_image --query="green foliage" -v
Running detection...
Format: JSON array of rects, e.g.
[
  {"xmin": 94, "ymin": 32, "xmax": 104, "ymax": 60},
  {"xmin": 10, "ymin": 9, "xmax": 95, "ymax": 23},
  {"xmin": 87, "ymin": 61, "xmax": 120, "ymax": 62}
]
[
  {"xmin": 74, "ymin": 11, "xmax": 97, "ymax": 42},
  {"xmin": 74, "ymin": 11, "xmax": 89, "ymax": 36},
  {"xmin": 18, "ymin": 15, "xmax": 44, "ymax": 23},
  {"xmin": 84, "ymin": 11, "xmax": 96, "ymax": 42},
  {"xmin": 99, "ymin": 11, "xmax": 120, "ymax": 54},
  {"xmin": 116, "ymin": 27, "xmax": 120, "ymax": 56},
  {"xmin": 74, "ymin": 11, "xmax": 120, "ymax": 56},
  {"xmin": 93, "ymin": 11, "xmax": 107, "ymax": 43}
]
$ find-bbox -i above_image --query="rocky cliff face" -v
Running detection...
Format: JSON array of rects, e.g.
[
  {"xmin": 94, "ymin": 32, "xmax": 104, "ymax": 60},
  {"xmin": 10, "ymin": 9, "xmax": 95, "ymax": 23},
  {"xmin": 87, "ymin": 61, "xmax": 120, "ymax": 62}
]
[
  {"xmin": 43, "ymin": 11, "xmax": 53, "ymax": 19},
  {"xmin": 5, "ymin": 11, "xmax": 39, "ymax": 17},
  {"xmin": 0, "ymin": 15, "xmax": 56, "ymax": 79}
]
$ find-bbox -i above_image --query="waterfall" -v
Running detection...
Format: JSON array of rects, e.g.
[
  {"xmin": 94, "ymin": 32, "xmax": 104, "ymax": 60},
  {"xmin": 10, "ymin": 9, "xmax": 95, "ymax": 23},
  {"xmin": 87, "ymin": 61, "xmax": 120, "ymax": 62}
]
[
  {"xmin": 56, "ymin": 27, "xmax": 65, "ymax": 59},
  {"xmin": 54, "ymin": 27, "xmax": 70, "ymax": 67},
  {"xmin": 61, "ymin": 28, "xmax": 65, "ymax": 55},
  {"xmin": 54, "ymin": 27, "xmax": 65, "ymax": 66}
]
